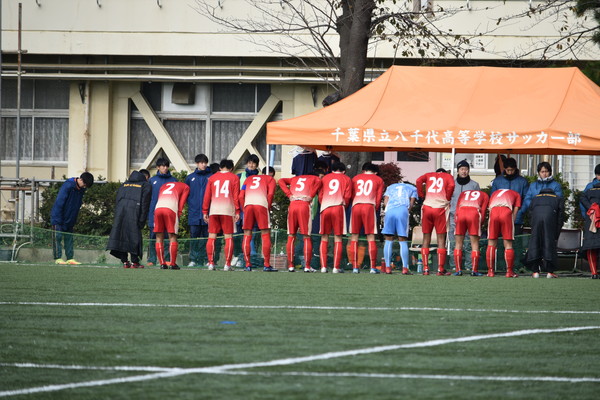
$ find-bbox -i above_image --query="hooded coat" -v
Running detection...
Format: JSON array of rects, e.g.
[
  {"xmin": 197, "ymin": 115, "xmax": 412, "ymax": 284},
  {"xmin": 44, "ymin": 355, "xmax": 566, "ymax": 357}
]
[
  {"xmin": 50, "ymin": 177, "xmax": 87, "ymax": 230},
  {"xmin": 107, "ymin": 171, "xmax": 152, "ymax": 258},
  {"xmin": 580, "ymin": 182, "xmax": 600, "ymax": 251},
  {"xmin": 185, "ymin": 167, "xmax": 212, "ymax": 226},
  {"xmin": 525, "ymin": 188, "xmax": 564, "ymax": 268}
]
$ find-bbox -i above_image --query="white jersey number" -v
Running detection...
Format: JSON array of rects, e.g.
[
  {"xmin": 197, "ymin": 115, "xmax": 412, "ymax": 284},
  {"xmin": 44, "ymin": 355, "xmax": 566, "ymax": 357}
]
[
  {"xmin": 355, "ymin": 179, "xmax": 373, "ymax": 196},
  {"xmin": 427, "ymin": 177, "xmax": 444, "ymax": 193},
  {"xmin": 213, "ymin": 180, "xmax": 230, "ymax": 198}
]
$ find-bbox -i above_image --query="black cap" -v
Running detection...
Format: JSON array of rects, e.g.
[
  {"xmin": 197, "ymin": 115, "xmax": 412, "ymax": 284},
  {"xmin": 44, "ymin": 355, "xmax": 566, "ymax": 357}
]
[{"xmin": 456, "ymin": 160, "xmax": 470, "ymax": 170}]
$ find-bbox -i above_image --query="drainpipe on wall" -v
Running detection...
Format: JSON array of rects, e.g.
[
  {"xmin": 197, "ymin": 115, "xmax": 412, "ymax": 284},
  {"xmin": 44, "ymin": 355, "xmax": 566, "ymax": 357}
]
[{"xmin": 82, "ymin": 81, "xmax": 90, "ymax": 172}]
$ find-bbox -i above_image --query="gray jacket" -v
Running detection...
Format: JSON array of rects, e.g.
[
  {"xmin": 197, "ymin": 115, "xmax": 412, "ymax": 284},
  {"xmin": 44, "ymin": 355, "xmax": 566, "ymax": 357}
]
[{"xmin": 450, "ymin": 178, "xmax": 480, "ymax": 215}]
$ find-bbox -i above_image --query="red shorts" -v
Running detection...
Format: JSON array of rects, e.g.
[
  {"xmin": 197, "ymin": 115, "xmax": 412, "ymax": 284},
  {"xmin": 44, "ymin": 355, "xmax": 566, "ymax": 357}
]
[
  {"xmin": 287, "ymin": 200, "xmax": 311, "ymax": 235},
  {"xmin": 454, "ymin": 207, "xmax": 482, "ymax": 236},
  {"xmin": 488, "ymin": 207, "xmax": 514, "ymax": 240},
  {"xmin": 349, "ymin": 203, "xmax": 377, "ymax": 235},
  {"xmin": 421, "ymin": 205, "xmax": 448, "ymax": 234},
  {"xmin": 154, "ymin": 208, "xmax": 179, "ymax": 234},
  {"xmin": 208, "ymin": 214, "xmax": 235, "ymax": 234},
  {"xmin": 320, "ymin": 205, "xmax": 347, "ymax": 236},
  {"xmin": 242, "ymin": 205, "xmax": 270, "ymax": 230}
]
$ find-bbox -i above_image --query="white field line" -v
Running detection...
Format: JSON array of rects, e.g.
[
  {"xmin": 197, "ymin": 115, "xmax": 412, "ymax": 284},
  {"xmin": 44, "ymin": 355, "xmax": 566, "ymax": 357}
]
[
  {"xmin": 1, "ymin": 326, "xmax": 599, "ymax": 397},
  {"xmin": 0, "ymin": 363, "xmax": 174, "ymax": 372},
  {"xmin": 1, "ymin": 301, "xmax": 600, "ymax": 315}
]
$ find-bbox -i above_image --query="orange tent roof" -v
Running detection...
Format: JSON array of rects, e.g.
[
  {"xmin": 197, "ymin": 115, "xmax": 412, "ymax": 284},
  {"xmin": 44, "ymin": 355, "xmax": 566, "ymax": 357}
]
[{"xmin": 267, "ymin": 66, "xmax": 600, "ymax": 155}]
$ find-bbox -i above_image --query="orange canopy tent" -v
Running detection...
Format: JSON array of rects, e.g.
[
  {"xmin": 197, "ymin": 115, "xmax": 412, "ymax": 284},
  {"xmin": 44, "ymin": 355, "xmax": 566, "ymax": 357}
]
[{"xmin": 267, "ymin": 66, "xmax": 600, "ymax": 155}]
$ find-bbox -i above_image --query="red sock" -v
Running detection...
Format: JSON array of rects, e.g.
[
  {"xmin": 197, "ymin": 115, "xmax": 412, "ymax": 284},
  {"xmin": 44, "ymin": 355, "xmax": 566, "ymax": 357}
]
[
  {"xmin": 224, "ymin": 237, "xmax": 233, "ymax": 266},
  {"xmin": 350, "ymin": 240, "xmax": 358, "ymax": 269},
  {"xmin": 454, "ymin": 249, "xmax": 463, "ymax": 272},
  {"xmin": 368, "ymin": 241, "xmax": 378, "ymax": 269},
  {"xmin": 505, "ymin": 248, "xmax": 515, "ymax": 274},
  {"xmin": 242, "ymin": 235, "xmax": 252, "ymax": 267},
  {"xmin": 437, "ymin": 248, "xmax": 447, "ymax": 272},
  {"xmin": 206, "ymin": 238, "xmax": 215, "ymax": 264},
  {"xmin": 471, "ymin": 250, "xmax": 480, "ymax": 273},
  {"xmin": 486, "ymin": 246, "xmax": 496, "ymax": 273},
  {"xmin": 303, "ymin": 237, "xmax": 312, "ymax": 268},
  {"xmin": 421, "ymin": 248, "xmax": 430, "ymax": 271},
  {"xmin": 169, "ymin": 242, "xmax": 178, "ymax": 266},
  {"xmin": 320, "ymin": 241, "xmax": 328, "ymax": 270},
  {"xmin": 333, "ymin": 241, "xmax": 343, "ymax": 270},
  {"xmin": 587, "ymin": 250, "xmax": 598, "ymax": 275},
  {"xmin": 262, "ymin": 233, "xmax": 271, "ymax": 267},
  {"xmin": 286, "ymin": 236, "xmax": 296, "ymax": 268},
  {"xmin": 156, "ymin": 242, "xmax": 165, "ymax": 265}
]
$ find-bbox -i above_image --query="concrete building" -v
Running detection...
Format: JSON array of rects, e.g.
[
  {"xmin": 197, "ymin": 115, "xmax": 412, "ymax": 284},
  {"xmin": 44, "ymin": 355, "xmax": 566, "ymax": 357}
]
[{"xmin": 1, "ymin": 0, "xmax": 599, "ymax": 190}]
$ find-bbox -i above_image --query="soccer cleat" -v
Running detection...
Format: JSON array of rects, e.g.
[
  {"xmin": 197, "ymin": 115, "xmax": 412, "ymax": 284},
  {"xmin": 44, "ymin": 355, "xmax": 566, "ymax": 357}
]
[
  {"xmin": 146, "ymin": 262, "xmax": 155, "ymax": 267},
  {"xmin": 131, "ymin": 262, "xmax": 144, "ymax": 269},
  {"xmin": 160, "ymin": 264, "xmax": 169, "ymax": 270},
  {"xmin": 332, "ymin": 268, "xmax": 344, "ymax": 274},
  {"xmin": 486, "ymin": 271, "xmax": 495, "ymax": 277},
  {"xmin": 352, "ymin": 268, "xmax": 360, "ymax": 274},
  {"xmin": 55, "ymin": 258, "xmax": 67, "ymax": 265},
  {"xmin": 321, "ymin": 267, "xmax": 328, "ymax": 273},
  {"xmin": 224, "ymin": 265, "xmax": 233, "ymax": 272},
  {"xmin": 402, "ymin": 268, "xmax": 412, "ymax": 275},
  {"xmin": 170, "ymin": 264, "xmax": 180, "ymax": 270},
  {"xmin": 288, "ymin": 267, "xmax": 296, "ymax": 272},
  {"xmin": 244, "ymin": 266, "xmax": 252, "ymax": 272},
  {"xmin": 263, "ymin": 266, "xmax": 278, "ymax": 272},
  {"xmin": 207, "ymin": 264, "xmax": 216, "ymax": 271},
  {"xmin": 66, "ymin": 259, "xmax": 81, "ymax": 265},
  {"xmin": 187, "ymin": 261, "xmax": 197, "ymax": 267},
  {"xmin": 547, "ymin": 273, "xmax": 558, "ymax": 279},
  {"xmin": 123, "ymin": 261, "xmax": 131, "ymax": 269},
  {"xmin": 436, "ymin": 269, "xmax": 451, "ymax": 276},
  {"xmin": 370, "ymin": 268, "xmax": 380, "ymax": 274},
  {"xmin": 532, "ymin": 272, "xmax": 540, "ymax": 278},
  {"xmin": 471, "ymin": 271, "xmax": 484, "ymax": 276},
  {"xmin": 592, "ymin": 274, "xmax": 599, "ymax": 279},
  {"xmin": 304, "ymin": 267, "xmax": 317, "ymax": 273},
  {"xmin": 505, "ymin": 272, "xmax": 518, "ymax": 278},
  {"xmin": 385, "ymin": 267, "xmax": 392, "ymax": 274},
  {"xmin": 453, "ymin": 271, "xmax": 463, "ymax": 276},
  {"xmin": 423, "ymin": 269, "xmax": 430, "ymax": 276}
]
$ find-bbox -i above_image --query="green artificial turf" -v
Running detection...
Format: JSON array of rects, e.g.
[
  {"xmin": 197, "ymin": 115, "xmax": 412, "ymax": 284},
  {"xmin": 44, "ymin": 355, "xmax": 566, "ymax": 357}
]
[{"xmin": 1, "ymin": 264, "xmax": 599, "ymax": 399}]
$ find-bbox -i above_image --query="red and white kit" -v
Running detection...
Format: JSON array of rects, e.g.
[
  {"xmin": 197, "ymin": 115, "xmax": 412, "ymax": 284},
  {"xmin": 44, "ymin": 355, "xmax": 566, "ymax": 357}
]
[
  {"xmin": 416, "ymin": 172, "xmax": 455, "ymax": 234},
  {"xmin": 487, "ymin": 189, "xmax": 521, "ymax": 240},
  {"xmin": 154, "ymin": 182, "xmax": 190, "ymax": 234},
  {"xmin": 203, "ymin": 171, "xmax": 240, "ymax": 234},
  {"xmin": 454, "ymin": 190, "xmax": 490, "ymax": 236},
  {"xmin": 319, "ymin": 172, "xmax": 352, "ymax": 236},
  {"xmin": 278, "ymin": 175, "xmax": 322, "ymax": 235},
  {"xmin": 239, "ymin": 174, "xmax": 276, "ymax": 230},
  {"xmin": 349, "ymin": 173, "xmax": 384, "ymax": 235}
]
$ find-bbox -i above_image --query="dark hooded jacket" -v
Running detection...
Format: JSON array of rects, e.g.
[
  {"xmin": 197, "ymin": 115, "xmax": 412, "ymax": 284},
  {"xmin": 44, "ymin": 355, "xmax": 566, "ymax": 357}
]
[
  {"xmin": 580, "ymin": 182, "xmax": 600, "ymax": 251},
  {"xmin": 50, "ymin": 177, "xmax": 87, "ymax": 230},
  {"xmin": 525, "ymin": 188, "xmax": 564, "ymax": 267},
  {"xmin": 107, "ymin": 171, "xmax": 152, "ymax": 258}
]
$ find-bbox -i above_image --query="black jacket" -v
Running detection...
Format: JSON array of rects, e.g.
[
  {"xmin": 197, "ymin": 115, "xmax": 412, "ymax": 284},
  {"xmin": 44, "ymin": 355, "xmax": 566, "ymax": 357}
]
[
  {"xmin": 525, "ymin": 188, "xmax": 564, "ymax": 265},
  {"xmin": 107, "ymin": 171, "xmax": 152, "ymax": 258},
  {"xmin": 580, "ymin": 182, "xmax": 600, "ymax": 251}
]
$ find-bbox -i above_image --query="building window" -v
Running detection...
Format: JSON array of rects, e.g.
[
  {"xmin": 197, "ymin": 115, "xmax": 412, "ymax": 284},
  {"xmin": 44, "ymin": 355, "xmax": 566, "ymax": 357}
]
[
  {"xmin": 0, "ymin": 79, "xmax": 69, "ymax": 162},
  {"xmin": 372, "ymin": 152, "xmax": 385, "ymax": 161},
  {"xmin": 397, "ymin": 151, "xmax": 429, "ymax": 162}
]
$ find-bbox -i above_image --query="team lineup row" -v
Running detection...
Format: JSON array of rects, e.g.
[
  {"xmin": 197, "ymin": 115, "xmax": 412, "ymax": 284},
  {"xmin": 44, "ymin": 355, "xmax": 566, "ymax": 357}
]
[{"xmin": 51, "ymin": 154, "xmax": 600, "ymax": 279}]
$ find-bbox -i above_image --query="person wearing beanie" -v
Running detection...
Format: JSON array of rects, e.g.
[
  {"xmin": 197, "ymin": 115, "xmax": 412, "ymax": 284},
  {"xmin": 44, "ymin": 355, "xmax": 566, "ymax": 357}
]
[
  {"xmin": 490, "ymin": 157, "xmax": 529, "ymax": 235},
  {"xmin": 449, "ymin": 160, "xmax": 480, "ymax": 275}
]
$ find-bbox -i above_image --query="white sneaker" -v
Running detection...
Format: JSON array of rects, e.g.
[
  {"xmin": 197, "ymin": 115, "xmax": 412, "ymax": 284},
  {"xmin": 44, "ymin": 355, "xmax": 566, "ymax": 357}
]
[
  {"xmin": 321, "ymin": 267, "xmax": 328, "ymax": 273},
  {"xmin": 187, "ymin": 261, "xmax": 197, "ymax": 267},
  {"xmin": 333, "ymin": 268, "xmax": 343, "ymax": 274},
  {"xmin": 547, "ymin": 273, "xmax": 558, "ymax": 279},
  {"xmin": 288, "ymin": 267, "xmax": 295, "ymax": 272},
  {"xmin": 207, "ymin": 264, "xmax": 216, "ymax": 271},
  {"xmin": 532, "ymin": 272, "xmax": 540, "ymax": 278},
  {"xmin": 304, "ymin": 267, "xmax": 317, "ymax": 273},
  {"xmin": 224, "ymin": 265, "xmax": 233, "ymax": 272}
]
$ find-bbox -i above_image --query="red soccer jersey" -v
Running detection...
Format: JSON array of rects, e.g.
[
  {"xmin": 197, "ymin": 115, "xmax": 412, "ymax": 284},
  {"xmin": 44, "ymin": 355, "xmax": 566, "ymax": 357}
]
[
  {"xmin": 239, "ymin": 175, "xmax": 276, "ymax": 210},
  {"xmin": 488, "ymin": 188, "xmax": 521, "ymax": 210},
  {"xmin": 456, "ymin": 190, "xmax": 490, "ymax": 213},
  {"xmin": 351, "ymin": 173, "xmax": 384, "ymax": 210},
  {"xmin": 319, "ymin": 172, "xmax": 352, "ymax": 212},
  {"xmin": 155, "ymin": 181, "xmax": 190, "ymax": 217},
  {"xmin": 203, "ymin": 171, "xmax": 240, "ymax": 216},
  {"xmin": 278, "ymin": 175, "xmax": 322, "ymax": 202},
  {"xmin": 416, "ymin": 172, "xmax": 455, "ymax": 209}
]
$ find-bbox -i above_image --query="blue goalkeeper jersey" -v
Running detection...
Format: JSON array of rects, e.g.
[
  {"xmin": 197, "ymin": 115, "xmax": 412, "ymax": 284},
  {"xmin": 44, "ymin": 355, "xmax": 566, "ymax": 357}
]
[{"xmin": 384, "ymin": 183, "xmax": 417, "ymax": 211}]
